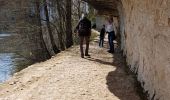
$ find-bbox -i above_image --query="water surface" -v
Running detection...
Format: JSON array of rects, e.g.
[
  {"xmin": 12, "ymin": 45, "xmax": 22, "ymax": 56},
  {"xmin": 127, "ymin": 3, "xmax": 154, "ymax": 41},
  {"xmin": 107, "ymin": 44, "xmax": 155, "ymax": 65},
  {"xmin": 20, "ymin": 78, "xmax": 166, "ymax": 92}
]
[{"xmin": 0, "ymin": 32, "xmax": 32, "ymax": 83}]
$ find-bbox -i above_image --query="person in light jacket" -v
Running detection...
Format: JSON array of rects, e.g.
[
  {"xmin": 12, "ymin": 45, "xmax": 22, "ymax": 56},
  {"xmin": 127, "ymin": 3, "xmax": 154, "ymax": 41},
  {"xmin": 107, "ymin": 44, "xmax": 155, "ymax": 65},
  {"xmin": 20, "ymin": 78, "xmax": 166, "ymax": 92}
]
[{"xmin": 105, "ymin": 17, "xmax": 117, "ymax": 53}]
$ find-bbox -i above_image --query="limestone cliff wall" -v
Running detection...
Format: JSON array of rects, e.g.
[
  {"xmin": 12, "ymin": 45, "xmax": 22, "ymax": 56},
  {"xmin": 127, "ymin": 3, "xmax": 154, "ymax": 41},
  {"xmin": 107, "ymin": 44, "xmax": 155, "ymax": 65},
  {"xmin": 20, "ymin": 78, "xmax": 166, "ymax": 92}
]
[
  {"xmin": 120, "ymin": 0, "xmax": 170, "ymax": 99},
  {"xmin": 0, "ymin": 0, "xmax": 49, "ymax": 61}
]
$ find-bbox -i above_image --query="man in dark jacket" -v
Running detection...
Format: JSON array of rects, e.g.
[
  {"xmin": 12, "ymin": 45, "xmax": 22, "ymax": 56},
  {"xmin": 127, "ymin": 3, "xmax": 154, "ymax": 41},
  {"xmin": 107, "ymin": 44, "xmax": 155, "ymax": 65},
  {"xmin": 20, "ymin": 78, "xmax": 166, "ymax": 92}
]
[{"xmin": 75, "ymin": 13, "xmax": 91, "ymax": 58}]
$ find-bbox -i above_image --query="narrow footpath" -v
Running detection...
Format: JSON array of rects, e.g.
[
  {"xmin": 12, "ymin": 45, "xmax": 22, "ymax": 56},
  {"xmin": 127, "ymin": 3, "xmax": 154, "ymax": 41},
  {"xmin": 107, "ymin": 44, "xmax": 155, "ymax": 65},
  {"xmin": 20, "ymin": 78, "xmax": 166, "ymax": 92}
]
[{"xmin": 0, "ymin": 36, "xmax": 141, "ymax": 100}]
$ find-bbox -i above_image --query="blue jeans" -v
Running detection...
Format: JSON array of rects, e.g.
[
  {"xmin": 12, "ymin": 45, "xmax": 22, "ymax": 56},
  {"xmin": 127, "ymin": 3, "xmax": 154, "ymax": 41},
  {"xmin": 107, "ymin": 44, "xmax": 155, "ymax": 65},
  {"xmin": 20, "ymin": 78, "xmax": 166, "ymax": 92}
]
[{"xmin": 108, "ymin": 31, "xmax": 115, "ymax": 52}]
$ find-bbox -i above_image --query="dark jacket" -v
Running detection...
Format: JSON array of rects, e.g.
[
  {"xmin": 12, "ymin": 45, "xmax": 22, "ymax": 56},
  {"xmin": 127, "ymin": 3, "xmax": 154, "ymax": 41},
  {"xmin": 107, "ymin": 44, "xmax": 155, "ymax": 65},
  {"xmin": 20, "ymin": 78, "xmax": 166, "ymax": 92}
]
[
  {"xmin": 75, "ymin": 17, "xmax": 91, "ymax": 36},
  {"xmin": 100, "ymin": 27, "xmax": 105, "ymax": 38}
]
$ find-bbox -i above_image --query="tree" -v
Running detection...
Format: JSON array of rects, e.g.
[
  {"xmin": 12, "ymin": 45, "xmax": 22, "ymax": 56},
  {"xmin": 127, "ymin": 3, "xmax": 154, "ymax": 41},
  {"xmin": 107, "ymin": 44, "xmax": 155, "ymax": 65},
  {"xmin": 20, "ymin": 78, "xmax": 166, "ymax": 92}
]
[
  {"xmin": 66, "ymin": 0, "xmax": 73, "ymax": 48},
  {"xmin": 43, "ymin": 0, "xmax": 59, "ymax": 53},
  {"xmin": 35, "ymin": 0, "xmax": 51, "ymax": 59}
]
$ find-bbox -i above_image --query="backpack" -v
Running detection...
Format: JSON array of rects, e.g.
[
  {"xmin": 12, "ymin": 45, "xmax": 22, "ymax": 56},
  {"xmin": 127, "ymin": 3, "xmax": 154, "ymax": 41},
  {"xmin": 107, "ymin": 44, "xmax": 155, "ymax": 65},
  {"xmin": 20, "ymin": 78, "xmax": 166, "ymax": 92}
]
[{"xmin": 78, "ymin": 19, "xmax": 90, "ymax": 36}]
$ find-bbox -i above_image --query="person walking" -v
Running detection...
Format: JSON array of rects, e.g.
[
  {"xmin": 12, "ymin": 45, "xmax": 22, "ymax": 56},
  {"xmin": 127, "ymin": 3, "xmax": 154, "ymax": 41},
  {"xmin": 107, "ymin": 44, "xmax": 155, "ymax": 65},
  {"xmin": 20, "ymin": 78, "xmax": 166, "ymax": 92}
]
[
  {"xmin": 75, "ymin": 13, "xmax": 91, "ymax": 58},
  {"xmin": 99, "ymin": 25, "xmax": 106, "ymax": 47},
  {"xmin": 105, "ymin": 17, "xmax": 116, "ymax": 53}
]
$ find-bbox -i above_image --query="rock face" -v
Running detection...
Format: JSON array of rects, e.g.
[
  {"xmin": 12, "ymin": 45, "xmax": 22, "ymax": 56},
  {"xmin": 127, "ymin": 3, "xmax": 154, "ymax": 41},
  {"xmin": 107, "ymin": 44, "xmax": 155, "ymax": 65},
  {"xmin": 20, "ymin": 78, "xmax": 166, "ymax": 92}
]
[
  {"xmin": 0, "ymin": 0, "xmax": 49, "ymax": 61},
  {"xmin": 121, "ymin": 0, "xmax": 170, "ymax": 99},
  {"xmin": 0, "ymin": 1, "xmax": 18, "ymax": 31},
  {"xmin": 86, "ymin": 0, "xmax": 170, "ymax": 99}
]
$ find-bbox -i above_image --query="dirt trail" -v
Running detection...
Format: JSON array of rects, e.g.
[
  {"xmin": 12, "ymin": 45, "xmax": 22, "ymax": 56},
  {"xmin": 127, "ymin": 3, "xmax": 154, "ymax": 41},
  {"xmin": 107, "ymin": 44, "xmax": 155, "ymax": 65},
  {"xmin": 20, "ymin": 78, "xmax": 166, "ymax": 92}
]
[{"xmin": 0, "ymin": 37, "xmax": 141, "ymax": 100}]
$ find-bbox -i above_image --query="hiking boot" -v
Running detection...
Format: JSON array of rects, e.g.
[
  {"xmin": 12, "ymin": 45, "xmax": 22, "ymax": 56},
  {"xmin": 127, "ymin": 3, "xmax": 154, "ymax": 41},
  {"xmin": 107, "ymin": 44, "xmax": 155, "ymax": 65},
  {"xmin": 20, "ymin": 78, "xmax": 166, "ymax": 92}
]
[
  {"xmin": 81, "ymin": 54, "xmax": 84, "ymax": 58},
  {"xmin": 85, "ymin": 54, "xmax": 91, "ymax": 57},
  {"xmin": 107, "ymin": 50, "xmax": 114, "ymax": 53}
]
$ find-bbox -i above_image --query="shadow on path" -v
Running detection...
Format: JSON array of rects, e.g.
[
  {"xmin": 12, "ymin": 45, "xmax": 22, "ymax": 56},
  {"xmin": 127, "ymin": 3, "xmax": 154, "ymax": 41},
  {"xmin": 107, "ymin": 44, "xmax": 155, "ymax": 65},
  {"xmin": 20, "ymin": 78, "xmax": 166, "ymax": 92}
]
[
  {"xmin": 106, "ymin": 50, "xmax": 148, "ymax": 100},
  {"xmin": 106, "ymin": 52, "xmax": 141, "ymax": 100},
  {"xmin": 86, "ymin": 45, "xmax": 142, "ymax": 100},
  {"xmin": 85, "ymin": 57, "xmax": 113, "ymax": 66}
]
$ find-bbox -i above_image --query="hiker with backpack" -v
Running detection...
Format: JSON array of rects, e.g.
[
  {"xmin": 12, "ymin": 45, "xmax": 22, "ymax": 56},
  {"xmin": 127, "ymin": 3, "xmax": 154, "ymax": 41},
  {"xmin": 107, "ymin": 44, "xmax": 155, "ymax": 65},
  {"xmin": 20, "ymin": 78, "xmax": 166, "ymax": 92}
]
[{"xmin": 74, "ymin": 13, "xmax": 91, "ymax": 58}]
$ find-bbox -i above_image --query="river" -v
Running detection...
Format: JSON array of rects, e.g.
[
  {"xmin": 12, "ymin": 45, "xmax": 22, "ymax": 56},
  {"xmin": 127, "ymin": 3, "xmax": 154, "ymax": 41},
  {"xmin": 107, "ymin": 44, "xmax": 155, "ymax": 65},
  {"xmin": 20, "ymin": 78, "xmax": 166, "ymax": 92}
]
[{"xmin": 0, "ymin": 32, "xmax": 32, "ymax": 83}]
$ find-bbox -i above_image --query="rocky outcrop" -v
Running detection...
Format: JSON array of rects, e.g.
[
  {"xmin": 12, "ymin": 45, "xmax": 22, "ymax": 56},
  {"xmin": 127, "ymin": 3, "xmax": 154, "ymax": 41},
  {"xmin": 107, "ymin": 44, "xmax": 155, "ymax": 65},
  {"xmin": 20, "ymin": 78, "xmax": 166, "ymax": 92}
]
[
  {"xmin": 0, "ymin": 0, "xmax": 73, "ymax": 60},
  {"xmin": 85, "ymin": 0, "xmax": 170, "ymax": 99},
  {"xmin": 0, "ymin": 0, "xmax": 50, "ymax": 61},
  {"xmin": 122, "ymin": 1, "xmax": 170, "ymax": 99}
]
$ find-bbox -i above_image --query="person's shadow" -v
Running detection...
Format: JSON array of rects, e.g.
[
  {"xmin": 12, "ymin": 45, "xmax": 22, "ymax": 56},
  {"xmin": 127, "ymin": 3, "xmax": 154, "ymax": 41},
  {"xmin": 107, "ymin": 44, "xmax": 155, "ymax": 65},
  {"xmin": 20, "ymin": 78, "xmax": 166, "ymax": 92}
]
[
  {"xmin": 85, "ymin": 57, "xmax": 113, "ymax": 66},
  {"xmin": 85, "ymin": 49, "xmax": 145, "ymax": 100}
]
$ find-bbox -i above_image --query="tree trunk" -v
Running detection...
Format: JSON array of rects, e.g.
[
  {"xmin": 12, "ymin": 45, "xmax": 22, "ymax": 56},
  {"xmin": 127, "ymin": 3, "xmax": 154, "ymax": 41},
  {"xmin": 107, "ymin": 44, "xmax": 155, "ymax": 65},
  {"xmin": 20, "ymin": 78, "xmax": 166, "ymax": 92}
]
[
  {"xmin": 66, "ymin": 0, "xmax": 73, "ymax": 48},
  {"xmin": 56, "ymin": 0, "xmax": 66, "ymax": 50},
  {"xmin": 35, "ymin": 0, "xmax": 51, "ymax": 59},
  {"xmin": 78, "ymin": 0, "xmax": 81, "ymax": 19},
  {"xmin": 43, "ymin": 0, "xmax": 59, "ymax": 53}
]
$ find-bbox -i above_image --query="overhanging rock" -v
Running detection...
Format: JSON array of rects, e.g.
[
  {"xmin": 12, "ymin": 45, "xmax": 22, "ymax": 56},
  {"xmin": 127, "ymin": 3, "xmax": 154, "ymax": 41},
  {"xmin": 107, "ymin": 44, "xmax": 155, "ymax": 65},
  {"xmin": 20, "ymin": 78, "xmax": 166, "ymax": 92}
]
[{"xmin": 83, "ymin": 0, "xmax": 120, "ymax": 16}]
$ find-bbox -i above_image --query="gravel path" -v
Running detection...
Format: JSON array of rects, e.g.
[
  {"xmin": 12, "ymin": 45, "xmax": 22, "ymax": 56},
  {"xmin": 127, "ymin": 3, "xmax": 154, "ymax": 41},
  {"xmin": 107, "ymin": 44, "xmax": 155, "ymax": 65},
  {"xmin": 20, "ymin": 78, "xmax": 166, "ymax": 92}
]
[{"xmin": 0, "ymin": 38, "xmax": 141, "ymax": 100}]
